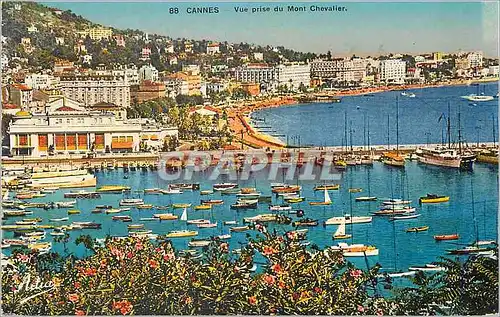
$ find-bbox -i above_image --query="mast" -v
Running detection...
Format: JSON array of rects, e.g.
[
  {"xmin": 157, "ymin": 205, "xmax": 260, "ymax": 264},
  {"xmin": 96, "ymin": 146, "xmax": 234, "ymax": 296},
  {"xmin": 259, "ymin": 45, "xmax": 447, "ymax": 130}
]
[
  {"xmin": 387, "ymin": 114, "xmax": 390, "ymax": 151},
  {"xmin": 447, "ymin": 101, "xmax": 451, "ymax": 149},
  {"xmin": 367, "ymin": 118, "xmax": 371, "ymax": 152},
  {"xmin": 458, "ymin": 104, "xmax": 462, "ymax": 154},
  {"xmin": 492, "ymin": 114, "xmax": 496, "ymax": 146},
  {"xmin": 344, "ymin": 111, "xmax": 348, "ymax": 153},
  {"xmin": 471, "ymin": 178, "xmax": 479, "ymax": 243},
  {"xmin": 363, "ymin": 113, "xmax": 367, "ymax": 151},
  {"xmin": 396, "ymin": 95, "xmax": 399, "ymax": 154},
  {"xmin": 349, "ymin": 120, "xmax": 353, "ymax": 152}
]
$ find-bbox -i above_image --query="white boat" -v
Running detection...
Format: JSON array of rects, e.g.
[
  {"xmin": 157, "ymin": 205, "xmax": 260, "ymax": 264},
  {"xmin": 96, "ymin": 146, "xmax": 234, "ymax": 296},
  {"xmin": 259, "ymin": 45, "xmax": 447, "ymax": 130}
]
[
  {"xmin": 119, "ymin": 198, "xmax": 144, "ymax": 206},
  {"xmin": 188, "ymin": 240, "xmax": 211, "ymax": 247},
  {"xmin": 330, "ymin": 242, "xmax": 379, "ymax": 257},
  {"xmin": 49, "ymin": 217, "xmax": 69, "ymax": 222},
  {"xmin": 269, "ymin": 205, "xmax": 292, "ymax": 211},
  {"xmin": 461, "ymin": 94, "xmax": 494, "ymax": 102},
  {"xmin": 409, "ymin": 264, "xmax": 446, "ymax": 272},
  {"xmin": 236, "ymin": 192, "xmax": 261, "ymax": 199},
  {"xmin": 55, "ymin": 200, "xmax": 77, "ymax": 208},
  {"xmin": 223, "ymin": 220, "xmax": 238, "ymax": 225},
  {"xmin": 390, "ymin": 213, "xmax": 421, "ymax": 221},
  {"xmin": 217, "ymin": 234, "xmax": 231, "ymax": 240},
  {"xmin": 416, "ymin": 147, "xmax": 476, "ymax": 169},
  {"xmin": 161, "ymin": 187, "xmax": 183, "ymax": 194},
  {"xmin": 382, "ymin": 199, "xmax": 411, "ymax": 205},
  {"xmin": 325, "ymin": 215, "xmax": 372, "ymax": 225},
  {"xmin": 213, "ymin": 183, "xmax": 238, "ymax": 191},
  {"xmin": 50, "ymin": 229, "xmax": 66, "ymax": 236},
  {"xmin": 197, "ymin": 222, "xmax": 217, "ymax": 228},
  {"xmin": 187, "ymin": 219, "xmax": 210, "ymax": 225},
  {"xmin": 333, "ymin": 219, "xmax": 352, "ymax": 239},
  {"xmin": 378, "ymin": 270, "xmax": 416, "ymax": 278},
  {"xmin": 139, "ymin": 218, "xmax": 156, "ymax": 221}
]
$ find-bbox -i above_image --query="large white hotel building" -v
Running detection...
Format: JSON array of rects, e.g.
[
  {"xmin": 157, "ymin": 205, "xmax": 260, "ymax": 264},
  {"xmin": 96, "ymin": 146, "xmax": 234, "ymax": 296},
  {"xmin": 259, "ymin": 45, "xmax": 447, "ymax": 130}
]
[
  {"xmin": 234, "ymin": 63, "xmax": 311, "ymax": 90},
  {"xmin": 59, "ymin": 74, "xmax": 131, "ymax": 108}
]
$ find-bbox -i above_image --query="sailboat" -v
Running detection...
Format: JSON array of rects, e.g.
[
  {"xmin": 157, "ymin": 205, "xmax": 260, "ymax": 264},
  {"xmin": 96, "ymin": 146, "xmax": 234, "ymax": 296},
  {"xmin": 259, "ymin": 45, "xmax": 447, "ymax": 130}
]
[
  {"xmin": 309, "ymin": 188, "xmax": 332, "ymax": 206},
  {"xmin": 383, "ymin": 97, "xmax": 405, "ymax": 168},
  {"xmin": 332, "ymin": 218, "xmax": 352, "ymax": 239},
  {"xmin": 446, "ymin": 179, "xmax": 497, "ymax": 255},
  {"xmin": 165, "ymin": 207, "xmax": 198, "ymax": 238}
]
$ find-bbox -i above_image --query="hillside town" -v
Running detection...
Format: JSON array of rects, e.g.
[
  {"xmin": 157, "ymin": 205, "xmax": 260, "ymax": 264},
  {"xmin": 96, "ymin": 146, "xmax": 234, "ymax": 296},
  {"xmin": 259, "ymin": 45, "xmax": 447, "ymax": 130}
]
[{"xmin": 2, "ymin": 2, "xmax": 499, "ymax": 158}]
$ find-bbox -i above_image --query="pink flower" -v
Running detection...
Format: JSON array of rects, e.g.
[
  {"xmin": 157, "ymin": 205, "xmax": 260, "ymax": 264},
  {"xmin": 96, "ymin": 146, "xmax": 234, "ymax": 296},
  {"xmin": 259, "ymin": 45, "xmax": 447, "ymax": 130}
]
[
  {"xmin": 149, "ymin": 259, "xmax": 159, "ymax": 269},
  {"xmin": 163, "ymin": 253, "xmax": 174, "ymax": 261},
  {"xmin": 271, "ymin": 263, "xmax": 282, "ymax": 274},
  {"xmin": 135, "ymin": 242, "xmax": 143, "ymax": 251},
  {"xmin": 127, "ymin": 252, "xmax": 133, "ymax": 259},
  {"xmin": 17, "ymin": 254, "xmax": 30, "ymax": 263},
  {"xmin": 68, "ymin": 293, "xmax": 79, "ymax": 303},
  {"xmin": 248, "ymin": 296, "xmax": 257, "ymax": 305},
  {"xmin": 350, "ymin": 269, "xmax": 362, "ymax": 279},
  {"xmin": 263, "ymin": 274, "xmax": 275, "ymax": 285},
  {"xmin": 357, "ymin": 305, "xmax": 365, "ymax": 312},
  {"xmin": 75, "ymin": 309, "xmax": 85, "ymax": 315},
  {"xmin": 74, "ymin": 282, "xmax": 81, "ymax": 289},
  {"xmin": 376, "ymin": 308, "xmax": 383, "ymax": 316}
]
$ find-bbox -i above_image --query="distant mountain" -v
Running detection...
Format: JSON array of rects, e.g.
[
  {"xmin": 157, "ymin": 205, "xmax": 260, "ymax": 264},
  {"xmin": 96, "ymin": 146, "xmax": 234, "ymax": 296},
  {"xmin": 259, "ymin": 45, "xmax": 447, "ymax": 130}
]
[{"xmin": 2, "ymin": 2, "xmax": 317, "ymax": 73}]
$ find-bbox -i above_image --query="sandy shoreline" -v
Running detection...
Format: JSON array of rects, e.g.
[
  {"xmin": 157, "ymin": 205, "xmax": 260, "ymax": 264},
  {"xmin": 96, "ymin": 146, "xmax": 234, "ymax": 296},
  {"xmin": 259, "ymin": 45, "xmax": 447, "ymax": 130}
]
[{"xmin": 234, "ymin": 77, "xmax": 499, "ymax": 148}]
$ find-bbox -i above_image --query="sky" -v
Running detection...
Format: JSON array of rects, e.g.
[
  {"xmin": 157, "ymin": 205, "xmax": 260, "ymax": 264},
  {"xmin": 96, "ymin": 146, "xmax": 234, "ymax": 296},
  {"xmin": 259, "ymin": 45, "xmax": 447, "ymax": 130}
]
[{"xmin": 44, "ymin": 1, "xmax": 499, "ymax": 57}]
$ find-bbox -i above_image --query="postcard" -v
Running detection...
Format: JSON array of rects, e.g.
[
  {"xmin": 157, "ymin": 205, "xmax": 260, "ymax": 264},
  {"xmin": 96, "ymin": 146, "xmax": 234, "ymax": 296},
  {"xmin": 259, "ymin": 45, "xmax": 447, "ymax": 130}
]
[{"xmin": 1, "ymin": 1, "xmax": 498, "ymax": 315}]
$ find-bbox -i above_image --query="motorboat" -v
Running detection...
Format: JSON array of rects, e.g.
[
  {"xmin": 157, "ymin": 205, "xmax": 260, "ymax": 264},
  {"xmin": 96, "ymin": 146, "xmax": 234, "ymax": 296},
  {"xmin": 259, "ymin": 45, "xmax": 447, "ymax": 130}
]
[
  {"xmin": 406, "ymin": 226, "xmax": 429, "ymax": 232},
  {"xmin": 434, "ymin": 234, "xmax": 459, "ymax": 241},
  {"xmin": 390, "ymin": 213, "xmax": 421, "ymax": 221},
  {"xmin": 419, "ymin": 194, "xmax": 450, "ymax": 204},
  {"xmin": 325, "ymin": 215, "xmax": 372, "ymax": 225},
  {"xmin": 119, "ymin": 198, "xmax": 144, "ymax": 206},
  {"xmin": 330, "ymin": 242, "xmax": 379, "ymax": 257},
  {"xmin": 165, "ymin": 230, "xmax": 198, "ymax": 238}
]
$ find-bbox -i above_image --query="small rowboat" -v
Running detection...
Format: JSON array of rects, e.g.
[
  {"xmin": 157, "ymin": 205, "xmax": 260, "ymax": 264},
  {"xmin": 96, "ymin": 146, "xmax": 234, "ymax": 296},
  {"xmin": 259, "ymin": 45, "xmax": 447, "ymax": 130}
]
[
  {"xmin": 408, "ymin": 264, "xmax": 446, "ymax": 272},
  {"xmin": 194, "ymin": 204, "xmax": 212, "ymax": 210},
  {"xmin": 434, "ymin": 234, "xmax": 459, "ymax": 241},
  {"xmin": 314, "ymin": 184, "xmax": 340, "ymax": 191},
  {"xmin": 139, "ymin": 218, "xmax": 156, "ymax": 221},
  {"xmin": 172, "ymin": 203, "xmax": 191, "ymax": 209},
  {"xmin": 166, "ymin": 230, "xmax": 198, "ymax": 238},
  {"xmin": 419, "ymin": 194, "xmax": 450, "ymax": 204},
  {"xmin": 200, "ymin": 190, "xmax": 213, "ymax": 195},
  {"xmin": 223, "ymin": 220, "xmax": 238, "ymax": 225},
  {"xmin": 355, "ymin": 196, "xmax": 377, "ymax": 202},
  {"xmin": 406, "ymin": 226, "xmax": 429, "ymax": 232},
  {"xmin": 136, "ymin": 204, "xmax": 154, "ymax": 209},
  {"xmin": 187, "ymin": 219, "xmax": 210, "ymax": 225},
  {"xmin": 390, "ymin": 214, "xmax": 420, "ymax": 221},
  {"xmin": 91, "ymin": 209, "xmax": 103, "ymax": 214},
  {"xmin": 230, "ymin": 226, "xmax": 249, "ymax": 232},
  {"xmin": 188, "ymin": 239, "xmax": 211, "ymax": 247},
  {"xmin": 127, "ymin": 224, "xmax": 144, "ymax": 230},
  {"xmin": 197, "ymin": 222, "xmax": 217, "ymax": 228},
  {"xmin": 112, "ymin": 215, "xmax": 131, "ymax": 221},
  {"xmin": 67, "ymin": 209, "xmax": 81, "ymax": 215},
  {"xmin": 106, "ymin": 209, "xmax": 125, "ymax": 214},
  {"xmin": 200, "ymin": 199, "xmax": 224, "ymax": 205}
]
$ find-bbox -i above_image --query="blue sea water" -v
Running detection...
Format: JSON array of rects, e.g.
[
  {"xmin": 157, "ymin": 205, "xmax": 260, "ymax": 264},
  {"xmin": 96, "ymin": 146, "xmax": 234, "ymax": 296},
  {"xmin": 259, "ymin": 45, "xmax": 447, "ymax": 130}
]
[
  {"xmin": 254, "ymin": 83, "xmax": 499, "ymax": 147},
  {"xmin": 3, "ymin": 161, "xmax": 498, "ymax": 274}
]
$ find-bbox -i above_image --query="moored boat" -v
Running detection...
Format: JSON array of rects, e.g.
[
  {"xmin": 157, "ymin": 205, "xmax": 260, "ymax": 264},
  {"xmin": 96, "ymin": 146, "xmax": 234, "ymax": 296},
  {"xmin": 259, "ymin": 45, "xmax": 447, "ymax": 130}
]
[
  {"xmin": 119, "ymin": 198, "xmax": 144, "ymax": 206},
  {"xmin": 330, "ymin": 242, "xmax": 379, "ymax": 257},
  {"xmin": 434, "ymin": 234, "xmax": 459, "ymax": 241},
  {"xmin": 165, "ymin": 230, "xmax": 198, "ymax": 238},
  {"xmin": 419, "ymin": 194, "xmax": 450, "ymax": 204},
  {"xmin": 406, "ymin": 226, "xmax": 429, "ymax": 232}
]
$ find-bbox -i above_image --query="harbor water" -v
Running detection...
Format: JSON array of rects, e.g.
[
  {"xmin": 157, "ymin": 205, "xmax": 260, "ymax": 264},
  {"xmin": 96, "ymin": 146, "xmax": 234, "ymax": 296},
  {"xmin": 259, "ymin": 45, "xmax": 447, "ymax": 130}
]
[
  {"xmin": 3, "ymin": 160, "xmax": 498, "ymax": 275},
  {"xmin": 254, "ymin": 83, "xmax": 499, "ymax": 147}
]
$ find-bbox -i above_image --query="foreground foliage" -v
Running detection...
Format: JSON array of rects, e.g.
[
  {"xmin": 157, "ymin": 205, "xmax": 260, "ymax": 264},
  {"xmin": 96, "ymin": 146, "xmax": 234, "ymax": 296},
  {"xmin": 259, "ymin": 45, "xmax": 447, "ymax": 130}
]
[{"xmin": 1, "ymin": 230, "xmax": 497, "ymax": 315}]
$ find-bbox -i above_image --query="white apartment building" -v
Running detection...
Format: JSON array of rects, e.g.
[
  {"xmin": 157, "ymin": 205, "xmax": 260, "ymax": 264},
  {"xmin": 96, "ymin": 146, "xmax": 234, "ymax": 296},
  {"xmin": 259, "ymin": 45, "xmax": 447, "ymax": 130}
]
[
  {"xmin": 59, "ymin": 74, "xmax": 131, "ymax": 108},
  {"xmin": 378, "ymin": 59, "xmax": 406, "ymax": 84},
  {"xmin": 234, "ymin": 64, "xmax": 278, "ymax": 85},
  {"xmin": 138, "ymin": 64, "xmax": 159, "ymax": 82},
  {"xmin": 488, "ymin": 65, "xmax": 499, "ymax": 76},
  {"xmin": 165, "ymin": 43, "xmax": 175, "ymax": 54},
  {"xmin": 310, "ymin": 59, "xmax": 366, "ymax": 82},
  {"xmin": 277, "ymin": 63, "xmax": 311, "ymax": 90},
  {"xmin": 467, "ymin": 51, "xmax": 483, "ymax": 68},
  {"xmin": 112, "ymin": 65, "xmax": 139, "ymax": 86},
  {"xmin": 253, "ymin": 52, "xmax": 264, "ymax": 61},
  {"xmin": 85, "ymin": 27, "xmax": 113, "ymax": 41},
  {"xmin": 24, "ymin": 74, "xmax": 61, "ymax": 90},
  {"xmin": 182, "ymin": 64, "xmax": 201, "ymax": 76},
  {"xmin": 206, "ymin": 43, "xmax": 220, "ymax": 55}
]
